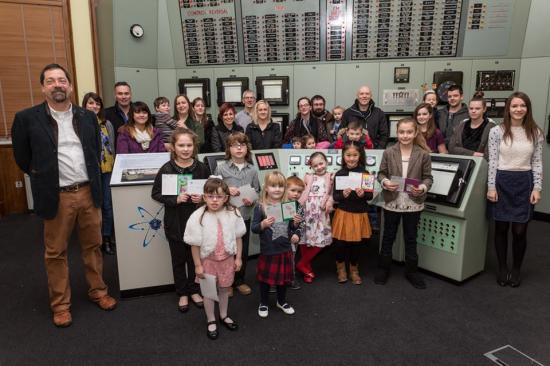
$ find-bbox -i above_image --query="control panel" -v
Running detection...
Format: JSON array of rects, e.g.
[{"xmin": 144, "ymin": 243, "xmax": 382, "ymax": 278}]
[{"xmin": 475, "ymin": 70, "xmax": 515, "ymax": 91}]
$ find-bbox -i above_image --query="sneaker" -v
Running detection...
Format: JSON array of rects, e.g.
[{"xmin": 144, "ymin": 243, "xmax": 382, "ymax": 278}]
[
  {"xmin": 276, "ymin": 302, "xmax": 295, "ymax": 315},
  {"xmin": 290, "ymin": 280, "xmax": 301, "ymax": 290},
  {"xmin": 258, "ymin": 305, "xmax": 269, "ymax": 318}
]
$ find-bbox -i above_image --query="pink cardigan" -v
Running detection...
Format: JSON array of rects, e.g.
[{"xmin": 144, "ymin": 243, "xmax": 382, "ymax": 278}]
[{"xmin": 298, "ymin": 172, "xmax": 334, "ymax": 211}]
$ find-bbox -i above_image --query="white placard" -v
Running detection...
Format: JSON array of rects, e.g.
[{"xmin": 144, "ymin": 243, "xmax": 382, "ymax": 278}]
[
  {"xmin": 111, "ymin": 153, "xmax": 170, "ymax": 186},
  {"xmin": 382, "ymin": 89, "xmax": 420, "ymax": 107}
]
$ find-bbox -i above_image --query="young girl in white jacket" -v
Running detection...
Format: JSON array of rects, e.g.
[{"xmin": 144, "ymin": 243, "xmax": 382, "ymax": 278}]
[{"xmin": 184, "ymin": 177, "xmax": 247, "ymax": 340}]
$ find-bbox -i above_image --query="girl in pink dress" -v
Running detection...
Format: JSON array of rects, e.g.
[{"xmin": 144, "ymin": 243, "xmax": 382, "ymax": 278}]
[
  {"xmin": 185, "ymin": 178, "xmax": 247, "ymax": 340},
  {"xmin": 296, "ymin": 152, "xmax": 334, "ymax": 283}
]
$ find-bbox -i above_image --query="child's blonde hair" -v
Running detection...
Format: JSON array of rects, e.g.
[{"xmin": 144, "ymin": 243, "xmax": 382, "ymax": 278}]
[
  {"xmin": 332, "ymin": 105, "xmax": 344, "ymax": 115},
  {"xmin": 260, "ymin": 171, "xmax": 287, "ymax": 205}
]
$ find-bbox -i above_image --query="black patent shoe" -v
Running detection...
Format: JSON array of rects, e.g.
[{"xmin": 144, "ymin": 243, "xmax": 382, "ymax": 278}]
[
  {"xmin": 207, "ymin": 321, "xmax": 218, "ymax": 340},
  {"xmin": 496, "ymin": 269, "xmax": 508, "ymax": 287},
  {"xmin": 508, "ymin": 269, "xmax": 521, "ymax": 288},
  {"xmin": 220, "ymin": 316, "xmax": 238, "ymax": 331}
]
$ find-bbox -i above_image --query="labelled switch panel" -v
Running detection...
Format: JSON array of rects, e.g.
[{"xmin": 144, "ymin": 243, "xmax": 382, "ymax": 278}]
[
  {"xmin": 475, "ymin": 70, "xmax": 515, "ymax": 91},
  {"xmin": 417, "ymin": 212, "xmax": 461, "ymax": 254}
]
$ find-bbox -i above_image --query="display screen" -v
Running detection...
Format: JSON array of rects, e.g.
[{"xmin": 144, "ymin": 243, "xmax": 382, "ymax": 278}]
[
  {"xmin": 336, "ymin": 156, "xmax": 342, "ymax": 166},
  {"xmin": 389, "ymin": 118, "xmax": 400, "ymax": 138},
  {"xmin": 327, "ymin": 156, "xmax": 333, "ymax": 165},
  {"xmin": 289, "ymin": 156, "xmax": 301, "ymax": 165},
  {"xmin": 429, "ymin": 170, "xmax": 457, "ymax": 196},
  {"xmin": 222, "ymin": 81, "xmax": 243, "ymax": 103},
  {"xmin": 305, "ymin": 155, "xmax": 311, "ymax": 165},
  {"xmin": 255, "ymin": 153, "xmax": 278, "ymax": 170}
]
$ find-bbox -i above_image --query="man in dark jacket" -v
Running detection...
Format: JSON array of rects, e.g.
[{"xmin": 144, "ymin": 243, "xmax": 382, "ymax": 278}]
[
  {"xmin": 342, "ymin": 86, "xmax": 388, "ymax": 148},
  {"xmin": 104, "ymin": 81, "xmax": 132, "ymax": 144},
  {"xmin": 438, "ymin": 85, "xmax": 469, "ymax": 146},
  {"xmin": 11, "ymin": 64, "xmax": 117, "ymax": 328},
  {"xmin": 311, "ymin": 95, "xmax": 335, "ymax": 141}
]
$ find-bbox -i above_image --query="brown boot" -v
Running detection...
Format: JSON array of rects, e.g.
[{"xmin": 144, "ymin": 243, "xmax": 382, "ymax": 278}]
[
  {"xmin": 336, "ymin": 261, "xmax": 348, "ymax": 283},
  {"xmin": 349, "ymin": 264, "xmax": 362, "ymax": 285}
]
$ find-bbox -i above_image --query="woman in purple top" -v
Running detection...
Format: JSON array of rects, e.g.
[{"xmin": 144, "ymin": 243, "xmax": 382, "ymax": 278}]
[
  {"xmin": 414, "ymin": 103, "xmax": 447, "ymax": 154},
  {"xmin": 116, "ymin": 101, "xmax": 166, "ymax": 154}
]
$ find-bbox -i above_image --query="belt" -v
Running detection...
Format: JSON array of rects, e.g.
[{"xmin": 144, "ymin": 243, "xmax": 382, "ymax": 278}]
[{"xmin": 60, "ymin": 182, "xmax": 89, "ymax": 193}]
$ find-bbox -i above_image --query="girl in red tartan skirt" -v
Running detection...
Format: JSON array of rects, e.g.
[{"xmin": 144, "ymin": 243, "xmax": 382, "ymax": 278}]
[{"xmin": 252, "ymin": 171, "xmax": 302, "ymax": 318}]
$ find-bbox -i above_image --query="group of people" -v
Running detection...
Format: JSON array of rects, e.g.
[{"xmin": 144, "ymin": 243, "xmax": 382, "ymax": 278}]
[{"xmin": 10, "ymin": 64, "xmax": 544, "ymax": 335}]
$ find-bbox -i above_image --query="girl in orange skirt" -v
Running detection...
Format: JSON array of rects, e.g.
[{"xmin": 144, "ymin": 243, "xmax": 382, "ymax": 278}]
[{"xmin": 332, "ymin": 141, "xmax": 373, "ymax": 284}]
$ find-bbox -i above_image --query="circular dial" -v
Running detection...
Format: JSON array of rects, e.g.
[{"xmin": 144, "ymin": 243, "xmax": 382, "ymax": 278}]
[{"xmin": 130, "ymin": 24, "xmax": 144, "ymax": 38}]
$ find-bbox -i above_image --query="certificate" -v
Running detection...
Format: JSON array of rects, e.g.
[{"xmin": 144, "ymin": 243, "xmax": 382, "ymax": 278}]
[
  {"xmin": 265, "ymin": 203, "xmax": 284, "ymax": 223},
  {"xmin": 281, "ymin": 201, "xmax": 297, "ymax": 221},
  {"xmin": 187, "ymin": 179, "xmax": 207, "ymax": 195},
  {"xmin": 161, "ymin": 174, "xmax": 178, "ymax": 195},
  {"xmin": 199, "ymin": 273, "xmax": 219, "ymax": 301},
  {"xmin": 229, "ymin": 184, "xmax": 259, "ymax": 208},
  {"xmin": 161, "ymin": 174, "xmax": 193, "ymax": 195}
]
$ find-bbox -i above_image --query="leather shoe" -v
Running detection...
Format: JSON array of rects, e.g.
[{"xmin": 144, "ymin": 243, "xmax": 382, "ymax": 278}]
[
  {"xmin": 190, "ymin": 294, "xmax": 204, "ymax": 308},
  {"xmin": 220, "ymin": 316, "xmax": 238, "ymax": 331},
  {"xmin": 93, "ymin": 295, "xmax": 117, "ymax": 311},
  {"xmin": 236, "ymin": 284, "xmax": 252, "ymax": 295},
  {"xmin": 303, "ymin": 273, "xmax": 314, "ymax": 284},
  {"xmin": 206, "ymin": 321, "xmax": 218, "ymax": 340},
  {"xmin": 53, "ymin": 310, "xmax": 72, "ymax": 328},
  {"xmin": 508, "ymin": 270, "xmax": 521, "ymax": 288}
]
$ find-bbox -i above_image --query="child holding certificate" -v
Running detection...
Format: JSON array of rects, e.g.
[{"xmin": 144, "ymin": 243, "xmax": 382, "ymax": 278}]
[
  {"xmin": 151, "ymin": 128, "xmax": 209, "ymax": 313},
  {"xmin": 376, "ymin": 118, "xmax": 432, "ymax": 289},
  {"xmin": 332, "ymin": 142, "xmax": 373, "ymax": 284},
  {"xmin": 185, "ymin": 178, "xmax": 247, "ymax": 340},
  {"xmin": 252, "ymin": 172, "xmax": 302, "ymax": 318},
  {"xmin": 296, "ymin": 152, "xmax": 333, "ymax": 284},
  {"xmin": 214, "ymin": 132, "xmax": 260, "ymax": 297}
]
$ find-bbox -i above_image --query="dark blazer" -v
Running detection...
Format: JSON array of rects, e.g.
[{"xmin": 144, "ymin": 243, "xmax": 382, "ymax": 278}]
[
  {"xmin": 11, "ymin": 102, "xmax": 102, "ymax": 219},
  {"xmin": 378, "ymin": 144, "xmax": 433, "ymax": 205}
]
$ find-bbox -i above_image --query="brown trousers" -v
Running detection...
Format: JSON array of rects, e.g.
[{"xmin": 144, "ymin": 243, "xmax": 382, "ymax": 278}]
[{"xmin": 43, "ymin": 186, "xmax": 107, "ymax": 313}]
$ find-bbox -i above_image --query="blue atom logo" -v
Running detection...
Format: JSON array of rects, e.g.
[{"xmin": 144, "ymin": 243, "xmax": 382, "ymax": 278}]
[{"xmin": 128, "ymin": 206, "xmax": 165, "ymax": 247}]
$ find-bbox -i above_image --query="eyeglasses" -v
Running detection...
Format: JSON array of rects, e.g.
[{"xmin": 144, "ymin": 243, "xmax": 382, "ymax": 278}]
[
  {"xmin": 230, "ymin": 143, "xmax": 246, "ymax": 149},
  {"xmin": 204, "ymin": 194, "xmax": 227, "ymax": 201}
]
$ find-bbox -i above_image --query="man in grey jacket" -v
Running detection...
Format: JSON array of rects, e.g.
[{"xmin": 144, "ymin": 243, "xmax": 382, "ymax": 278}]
[{"xmin": 439, "ymin": 85, "xmax": 469, "ymax": 146}]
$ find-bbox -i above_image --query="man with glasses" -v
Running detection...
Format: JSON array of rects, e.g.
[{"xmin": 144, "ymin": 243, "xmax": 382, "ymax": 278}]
[{"xmin": 236, "ymin": 90, "xmax": 256, "ymax": 130}]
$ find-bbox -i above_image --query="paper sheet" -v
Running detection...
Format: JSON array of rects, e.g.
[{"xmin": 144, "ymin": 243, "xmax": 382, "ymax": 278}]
[
  {"xmin": 199, "ymin": 273, "xmax": 219, "ymax": 301},
  {"xmin": 229, "ymin": 184, "xmax": 259, "ymax": 208},
  {"xmin": 161, "ymin": 174, "xmax": 178, "ymax": 195},
  {"xmin": 265, "ymin": 203, "xmax": 284, "ymax": 223},
  {"xmin": 187, "ymin": 179, "xmax": 207, "ymax": 195}
]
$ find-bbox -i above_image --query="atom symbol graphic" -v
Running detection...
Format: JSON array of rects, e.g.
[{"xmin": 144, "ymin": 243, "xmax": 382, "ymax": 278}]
[{"xmin": 128, "ymin": 206, "xmax": 165, "ymax": 247}]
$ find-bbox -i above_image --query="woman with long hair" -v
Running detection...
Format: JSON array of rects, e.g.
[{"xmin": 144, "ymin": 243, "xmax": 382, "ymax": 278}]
[
  {"xmin": 487, "ymin": 91, "xmax": 544, "ymax": 287},
  {"xmin": 116, "ymin": 101, "xmax": 165, "ymax": 153},
  {"xmin": 81, "ymin": 92, "xmax": 115, "ymax": 255}
]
